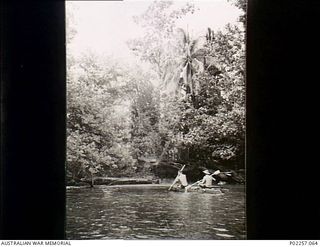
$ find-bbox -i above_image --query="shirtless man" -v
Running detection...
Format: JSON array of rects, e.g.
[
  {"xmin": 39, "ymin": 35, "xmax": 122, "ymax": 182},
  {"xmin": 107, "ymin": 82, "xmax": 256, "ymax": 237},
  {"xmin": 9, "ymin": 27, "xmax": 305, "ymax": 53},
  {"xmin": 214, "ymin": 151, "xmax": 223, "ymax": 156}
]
[
  {"xmin": 168, "ymin": 170, "xmax": 188, "ymax": 190},
  {"xmin": 199, "ymin": 169, "xmax": 215, "ymax": 188}
]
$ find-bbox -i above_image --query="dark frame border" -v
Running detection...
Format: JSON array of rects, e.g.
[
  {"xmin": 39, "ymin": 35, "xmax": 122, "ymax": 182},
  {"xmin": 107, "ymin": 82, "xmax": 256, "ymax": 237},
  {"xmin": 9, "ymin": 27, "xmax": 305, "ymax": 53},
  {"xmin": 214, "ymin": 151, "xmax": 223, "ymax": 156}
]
[
  {"xmin": 0, "ymin": 1, "xmax": 66, "ymax": 239},
  {"xmin": 1, "ymin": 0, "xmax": 319, "ymax": 240},
  {"xmin": 246, "ymin": 0, "xmax": 320, "ymax": 239}
]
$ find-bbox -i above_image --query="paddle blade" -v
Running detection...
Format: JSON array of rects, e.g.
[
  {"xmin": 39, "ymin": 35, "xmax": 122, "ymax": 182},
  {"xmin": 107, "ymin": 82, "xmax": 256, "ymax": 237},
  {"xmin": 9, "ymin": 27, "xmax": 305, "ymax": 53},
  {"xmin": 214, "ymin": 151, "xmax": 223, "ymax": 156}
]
[{"xmin": 213, "ymin": 170, "xmax": 220, "ymax": 175}]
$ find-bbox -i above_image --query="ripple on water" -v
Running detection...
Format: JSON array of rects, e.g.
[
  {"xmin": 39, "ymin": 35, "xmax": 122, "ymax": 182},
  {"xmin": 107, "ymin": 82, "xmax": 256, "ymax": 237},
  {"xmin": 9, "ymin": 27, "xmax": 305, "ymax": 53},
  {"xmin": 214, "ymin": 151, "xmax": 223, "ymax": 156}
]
[
  {"xmin": 134, "ymin": 235, "xmax": 149, "ymax": 239},
  {"xmin": 132, "ymin": 227, "xmax": 143, "ymax": 231},
  {"xmin": 119, "ymin": 226, "xmax": 129, "ymax": 229},
  {"xmin": 212, "ymin": 227, "xmax": 228, "ymax": 232},
  {"xmin": 67, "ymin": 185, "xmax": 245, "ymax": 239},
  {"xmin": 217, "ymin": 222, "xmax": 226, "ymax": 225},
  {"xmin": 174, "ymin": 222, "xmax": 185, "ymax": 226},
  {"xmin": 114, "ymin": 228, "xmax": 127, "ymax": 232},
  {"xmin": 127, "ymin": 210, "xmax": 137, "ymax": 214},
  {"xmin": 141, "ymin": 220, "xmax": 155, "ymax": 224},
  {"xmin": 216, "ymin": 233, "xmax": 235, "ymax": 238}
]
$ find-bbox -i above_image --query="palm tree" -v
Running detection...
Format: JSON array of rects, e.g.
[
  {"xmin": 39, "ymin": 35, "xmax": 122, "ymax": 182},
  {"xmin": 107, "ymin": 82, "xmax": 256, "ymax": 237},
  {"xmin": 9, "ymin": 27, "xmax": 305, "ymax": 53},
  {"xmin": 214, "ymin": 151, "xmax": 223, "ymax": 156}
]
[
  {"xmin": 176, "ymin": 28, "xmax": 206, "ymax": 107},
  {"xmin": 204, "ymin": 27, "xmax": 222, "ymax": 77}
]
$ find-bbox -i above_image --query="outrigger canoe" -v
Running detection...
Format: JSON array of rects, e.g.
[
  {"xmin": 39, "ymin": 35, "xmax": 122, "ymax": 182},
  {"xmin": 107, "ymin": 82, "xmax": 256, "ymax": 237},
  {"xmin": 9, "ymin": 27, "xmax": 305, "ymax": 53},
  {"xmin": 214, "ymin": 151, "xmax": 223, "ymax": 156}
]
[{"xmin": 170, "ymin": 185, "xmax": 225, "ymax": 194}]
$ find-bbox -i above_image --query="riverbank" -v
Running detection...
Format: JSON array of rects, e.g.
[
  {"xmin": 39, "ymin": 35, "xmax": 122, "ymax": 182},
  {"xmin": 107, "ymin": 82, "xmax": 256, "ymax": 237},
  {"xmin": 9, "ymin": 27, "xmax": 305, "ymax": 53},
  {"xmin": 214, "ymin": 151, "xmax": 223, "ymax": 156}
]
[
  {"xmin": 67, "ymin": 169, "xmax": 245, "ymax": 187},
  {"xmin": 67, "ymin": 177, "xmax": 160, "ymax": 187}
]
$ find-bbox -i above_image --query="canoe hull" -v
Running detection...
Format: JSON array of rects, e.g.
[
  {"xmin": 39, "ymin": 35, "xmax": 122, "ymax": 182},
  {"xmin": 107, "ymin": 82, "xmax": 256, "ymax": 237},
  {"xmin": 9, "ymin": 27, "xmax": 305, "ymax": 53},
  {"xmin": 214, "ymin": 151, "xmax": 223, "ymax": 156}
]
[{"xmin": 170, "ymin": 186, "xmax": 224, "ymax": 194}]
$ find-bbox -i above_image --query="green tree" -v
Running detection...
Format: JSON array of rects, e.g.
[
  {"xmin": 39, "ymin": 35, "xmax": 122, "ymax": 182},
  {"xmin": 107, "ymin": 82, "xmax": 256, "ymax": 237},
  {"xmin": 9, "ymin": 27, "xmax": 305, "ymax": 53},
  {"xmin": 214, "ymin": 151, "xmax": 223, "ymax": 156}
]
[
  {"xmin": 127, "ymin": 1, "xmax": 197, "ymax": 167},
  {"xmin": 67, "ymin": 52, "xmax": 135, "ymax": 182},
  {"xmin": 175, "ymin": 28, "xmax": 206, "ymax": 107},
  {"xmin": 125, "ymin": 70, "xmax": 161, "ymax": 174},
  {"xmin": 127, "ymin": 1, "xmax": 195, "ymax": 88},
  {"xmin": 178, "ymin": 23, "xmax": 245, "ymax": 170},
  {"xmin": 228, "ymin": 0, "xmax": 247, "ymax": 25}
]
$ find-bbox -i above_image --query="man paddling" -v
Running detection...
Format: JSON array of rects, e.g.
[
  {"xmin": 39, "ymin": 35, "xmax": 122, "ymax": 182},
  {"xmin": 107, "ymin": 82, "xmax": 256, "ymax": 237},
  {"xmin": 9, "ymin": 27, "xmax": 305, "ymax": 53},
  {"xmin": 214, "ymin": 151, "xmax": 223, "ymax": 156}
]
[
  {"xmin": 185, "ymin": 169, "xmax": 221, "ymax": 192},
  {"xmin": 168, "ymin": 169, "xmax": 188, "ymax": 190},
  {"xmin": 198, "ymin": 169, "xmax": 216, "ymax": 188}
]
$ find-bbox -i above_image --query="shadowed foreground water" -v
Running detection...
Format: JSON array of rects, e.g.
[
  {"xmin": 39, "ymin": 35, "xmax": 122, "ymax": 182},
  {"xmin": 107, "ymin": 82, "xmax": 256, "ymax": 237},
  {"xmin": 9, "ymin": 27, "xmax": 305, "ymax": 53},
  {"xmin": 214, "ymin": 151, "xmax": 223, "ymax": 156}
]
[{"xmin": 66, "ymin": 184, "xmax": 246, "ymax": 240}]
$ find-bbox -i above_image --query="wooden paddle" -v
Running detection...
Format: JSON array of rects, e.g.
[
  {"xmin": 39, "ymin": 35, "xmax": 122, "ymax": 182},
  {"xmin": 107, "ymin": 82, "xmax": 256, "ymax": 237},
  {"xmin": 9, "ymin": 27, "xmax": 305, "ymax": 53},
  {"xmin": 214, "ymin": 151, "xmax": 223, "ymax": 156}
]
[
  {"xmin": 168, "ymin": 165, "xmax": 186, "ymax": 191},
  {"xmin": 184, "ymin": 180, "xmax": 201, "ymax": 192}
]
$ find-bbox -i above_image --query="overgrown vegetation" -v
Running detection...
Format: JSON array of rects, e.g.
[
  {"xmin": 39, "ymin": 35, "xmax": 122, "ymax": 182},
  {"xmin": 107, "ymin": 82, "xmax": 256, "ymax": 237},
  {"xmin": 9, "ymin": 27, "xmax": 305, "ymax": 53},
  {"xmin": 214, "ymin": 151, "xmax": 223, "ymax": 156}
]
[{"xmin": 66, "ymin": 0, "xmax": 246, "ymax": 183}]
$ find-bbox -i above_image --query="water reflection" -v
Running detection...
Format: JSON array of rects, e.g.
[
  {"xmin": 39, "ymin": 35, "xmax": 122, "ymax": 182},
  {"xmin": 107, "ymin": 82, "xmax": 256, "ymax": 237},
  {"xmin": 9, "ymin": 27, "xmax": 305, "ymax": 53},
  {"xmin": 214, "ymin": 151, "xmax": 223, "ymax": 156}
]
[{"xmin": 66, "ymin": 185, "xmax": 246, "ymax": 240}]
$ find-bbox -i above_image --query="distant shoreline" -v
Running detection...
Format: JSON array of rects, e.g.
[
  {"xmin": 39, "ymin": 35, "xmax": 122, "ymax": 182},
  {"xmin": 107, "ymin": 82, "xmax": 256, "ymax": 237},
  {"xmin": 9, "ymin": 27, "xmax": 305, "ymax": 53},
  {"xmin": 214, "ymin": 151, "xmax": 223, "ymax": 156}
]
[{"xmin": 66, "ymin": 183, "xmax": 245, "ymax": 189}]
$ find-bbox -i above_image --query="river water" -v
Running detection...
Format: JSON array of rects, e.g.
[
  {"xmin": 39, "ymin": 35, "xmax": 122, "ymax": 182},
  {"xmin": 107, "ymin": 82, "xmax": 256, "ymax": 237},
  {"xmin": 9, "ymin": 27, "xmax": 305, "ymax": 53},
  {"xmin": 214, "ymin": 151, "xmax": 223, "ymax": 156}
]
[{"xmin": 66, "ymin": 184, "xmax": 246, "ymax": 240}]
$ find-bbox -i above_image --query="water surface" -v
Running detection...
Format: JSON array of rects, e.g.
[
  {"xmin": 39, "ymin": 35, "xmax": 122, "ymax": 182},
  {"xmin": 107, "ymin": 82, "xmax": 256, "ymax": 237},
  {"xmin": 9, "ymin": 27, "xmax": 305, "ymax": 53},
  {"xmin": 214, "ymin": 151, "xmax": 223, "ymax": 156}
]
[{"xmin": 66, "ymin": 184, "xmax": 246, "ymax": 240}]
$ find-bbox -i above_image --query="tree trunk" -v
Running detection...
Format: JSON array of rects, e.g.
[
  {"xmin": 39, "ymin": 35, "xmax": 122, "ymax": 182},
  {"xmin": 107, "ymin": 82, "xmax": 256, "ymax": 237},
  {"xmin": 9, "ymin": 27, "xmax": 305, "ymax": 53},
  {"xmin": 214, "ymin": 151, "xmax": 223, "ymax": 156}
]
[{"xmin": 155, "ymin": 141, "xmax": 170, "ymax": 166}]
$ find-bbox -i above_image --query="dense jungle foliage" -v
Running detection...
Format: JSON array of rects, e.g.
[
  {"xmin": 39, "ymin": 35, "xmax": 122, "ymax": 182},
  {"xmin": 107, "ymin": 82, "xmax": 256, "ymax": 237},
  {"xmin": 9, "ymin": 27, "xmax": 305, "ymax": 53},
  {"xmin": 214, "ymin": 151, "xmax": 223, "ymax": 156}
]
[{"xmin": 66, "ymin": 0, "xmax": 246, "ymax": 183}]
